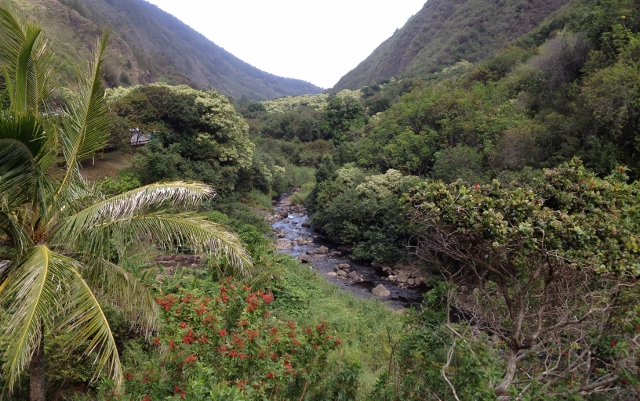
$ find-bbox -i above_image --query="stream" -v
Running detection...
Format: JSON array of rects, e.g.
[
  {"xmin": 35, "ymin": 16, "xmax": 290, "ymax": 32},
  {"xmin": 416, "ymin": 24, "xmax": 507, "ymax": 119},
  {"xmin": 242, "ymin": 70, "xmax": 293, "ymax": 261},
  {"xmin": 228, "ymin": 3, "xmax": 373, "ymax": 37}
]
[{"xmin": 269, "ymin": 195, "xmax": 428, "ymax": 310}]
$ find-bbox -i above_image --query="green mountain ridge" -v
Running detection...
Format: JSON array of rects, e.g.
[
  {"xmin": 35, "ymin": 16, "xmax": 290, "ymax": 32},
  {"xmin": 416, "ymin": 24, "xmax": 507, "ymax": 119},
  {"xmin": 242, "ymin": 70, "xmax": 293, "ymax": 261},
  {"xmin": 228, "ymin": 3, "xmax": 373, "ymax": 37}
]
[
  {"xmin": 1, "ymin": 0, "xmax": 322, "ymax": 101},
  {"xmin": 334, "ymin": 0, "xmax": 570, "ymax": 90}
]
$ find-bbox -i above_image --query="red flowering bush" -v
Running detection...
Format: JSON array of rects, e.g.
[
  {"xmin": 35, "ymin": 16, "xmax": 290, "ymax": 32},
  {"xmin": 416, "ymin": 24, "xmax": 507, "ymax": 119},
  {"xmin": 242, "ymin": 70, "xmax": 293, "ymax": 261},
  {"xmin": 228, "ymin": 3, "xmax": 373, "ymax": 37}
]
[{"xmin": 108, "ymin": 278, "xmax": 358, "ymax": 400}]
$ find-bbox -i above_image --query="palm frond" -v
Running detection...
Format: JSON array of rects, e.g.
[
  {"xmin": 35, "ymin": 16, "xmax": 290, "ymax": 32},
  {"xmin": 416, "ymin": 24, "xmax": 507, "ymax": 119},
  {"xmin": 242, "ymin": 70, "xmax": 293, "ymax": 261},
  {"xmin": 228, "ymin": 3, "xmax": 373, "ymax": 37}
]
[
  {"xmin": 54, "ymin": 258, "xmax": 122, "ymax": 389},
  {"xmin": 0, "ymin": 113, "xmax": 53, "ymax": 208},
  {"xmin": 0, "ymin": 245, "xmax": 66, "ymax": 392},
  {"xmin": 0, "ymin": 5, "xmax": 25, "ymax": 70},
  {"xmin": 0, "ymin": 211, "xmax": 30, "ymax": 258},
  {"xmin": 66, "ymin": 213, "xmax": 253, "ymax": 276},
  {"xmin": 52, "ymin": 181, "xmax": 215, "ymax": 241},
  {"xmin": 57, "ymin": 33, "xmax": 110, "ymax": 194},
  {"xmin": 82, "ymin": 258, "xmax": 158, "ymax": 337},
  {"xmin": 0, "ymin": 6, "xmax": 56, "ymax": 114}
]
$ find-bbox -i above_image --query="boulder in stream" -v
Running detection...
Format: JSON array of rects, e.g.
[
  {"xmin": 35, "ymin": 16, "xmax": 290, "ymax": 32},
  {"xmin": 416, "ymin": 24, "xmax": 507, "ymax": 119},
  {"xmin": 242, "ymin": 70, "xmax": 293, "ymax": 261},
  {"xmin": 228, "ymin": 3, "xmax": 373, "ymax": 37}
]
[{"xmin": 372, "ymin": 284, "xmax": 391, "ymax": 297}]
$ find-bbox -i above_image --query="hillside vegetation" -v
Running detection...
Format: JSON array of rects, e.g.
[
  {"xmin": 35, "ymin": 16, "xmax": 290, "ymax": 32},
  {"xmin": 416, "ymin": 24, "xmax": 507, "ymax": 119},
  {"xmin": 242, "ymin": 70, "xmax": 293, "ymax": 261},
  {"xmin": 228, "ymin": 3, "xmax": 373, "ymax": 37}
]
[
  {"xmin": 334, "ymin": 0, "xmax": 572, "ymax": 90},
  {"xmin": 1, "ymin": 0, "xmax": 640, "ymax": 399},
  {"xmin": 0, "ymin": 0, "xmax": 322, "ymax": 100}
]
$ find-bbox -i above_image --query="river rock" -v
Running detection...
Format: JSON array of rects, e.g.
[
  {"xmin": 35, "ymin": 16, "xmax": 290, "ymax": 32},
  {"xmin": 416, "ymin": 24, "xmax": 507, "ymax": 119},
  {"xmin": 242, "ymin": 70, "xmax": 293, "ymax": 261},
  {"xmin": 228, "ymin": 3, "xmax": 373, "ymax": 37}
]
[
  {"xmin": 314, "ymin": 246, "xmax": 329, "ymax": 254},
  {"xmin": 326, "ymin": 271, "xmax": 337, "ymax": 277},
  {"xmin": 372, "ymin": 284, "xmax": 391, "ymax": 297},
  {"xmin": 301, "ymin": 221, "xmax": 310, "ymax": 227},
  {"xmin": 337, "ymin": 263, "xmax": 350, "ymax": 270},
  {"xmin": 336, "ymin": 270, "xmax": 348, "ymax": 278},
  {"xmin": 329, "ymin": 251, "xmax": 342, "ymax": 257},
  {"xmin": 278, "ymin": 209, "xmax": 289, "ymax": 218},
  {"xmin": 277, "ymin": 233, "xmax": 286, "ymax": 238},
  {"xmin": 298, "ymin": 255, "xmax": 311, "ymax": 263},
  {"xmin": 396, "ymin": 272, "xmax": 409, "ymax": 283},
  {"xmin": 337, "ymin": 245, "xmax": 352, "ymax": 253},
  {"xmin": 348, "ymin": 271, "xmax": 359, "ymax": 279},
  {"xmin": 407, "ymin": 278, "xmax": 415, "ymax": 285}
]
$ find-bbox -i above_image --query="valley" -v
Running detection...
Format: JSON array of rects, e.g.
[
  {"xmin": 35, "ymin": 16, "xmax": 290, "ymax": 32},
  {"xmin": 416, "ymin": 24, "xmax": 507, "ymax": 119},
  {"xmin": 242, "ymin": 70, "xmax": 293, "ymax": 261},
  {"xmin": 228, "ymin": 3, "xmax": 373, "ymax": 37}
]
[{"xmin": 1, "ymin": 0, "xmax": 639, "ymax": 399}]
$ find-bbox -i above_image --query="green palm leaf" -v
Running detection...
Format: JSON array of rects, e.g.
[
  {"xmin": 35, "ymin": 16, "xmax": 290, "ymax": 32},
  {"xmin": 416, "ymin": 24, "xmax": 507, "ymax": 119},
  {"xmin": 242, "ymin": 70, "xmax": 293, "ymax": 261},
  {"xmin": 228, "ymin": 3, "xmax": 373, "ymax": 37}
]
[
  {"xmin": 0, "ymin": 246, "xmax": 70, "ymax": 392},
  {"xmin": 0, "ymin": 6, "xmax": 56, "ymax": 114},
  {"xmin": 54, "ymin": 259, "xmax": 122, "ymax": 389},
  {"xmin": 0, "ymin": 113, "xmax": 53, "ymax": 208},
  {"xmin": 54, "ymin": 181, "xmax": 214, "ymax": 234},
  {"xmin": 57, "ymin": 33, "xmax": 110, "ymax": 195},
  {"xmin": 82, "ymin": 258, "xmax": 158, "ymax": 336},
  {"xmin": 0, "ymin": 246, "xmax": 124, "ymax": 392},
  {"xmin": 79, "ymin": 213, "xmax": 253, "ymax": 276}
]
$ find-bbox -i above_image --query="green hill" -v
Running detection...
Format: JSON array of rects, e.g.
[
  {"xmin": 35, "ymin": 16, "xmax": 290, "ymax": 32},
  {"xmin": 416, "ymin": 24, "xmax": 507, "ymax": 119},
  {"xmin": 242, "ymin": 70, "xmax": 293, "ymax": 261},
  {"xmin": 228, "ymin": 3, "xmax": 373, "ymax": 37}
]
[
  {"xmin": 1, "ymin": 0, "xmax": 322, "ymax": 100},
  {"xmin": 334, "ymin": 0, "xmax": 570, "ymax": 90}
]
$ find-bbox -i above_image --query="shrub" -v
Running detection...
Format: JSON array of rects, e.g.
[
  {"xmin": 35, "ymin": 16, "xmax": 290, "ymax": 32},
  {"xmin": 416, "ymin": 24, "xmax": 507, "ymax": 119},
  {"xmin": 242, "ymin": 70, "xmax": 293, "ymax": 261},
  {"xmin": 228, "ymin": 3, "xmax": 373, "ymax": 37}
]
[{"xmin": 103, "ymin": 281, "xmax": 358, "ymax": 400}]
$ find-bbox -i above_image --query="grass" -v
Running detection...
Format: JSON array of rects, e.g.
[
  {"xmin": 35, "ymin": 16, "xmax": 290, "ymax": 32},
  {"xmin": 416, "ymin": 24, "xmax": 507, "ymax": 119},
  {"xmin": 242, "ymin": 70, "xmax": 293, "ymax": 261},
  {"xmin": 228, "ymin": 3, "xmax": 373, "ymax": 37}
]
[
  {"xmin": 270, "ymin": 254, "xmax": 405, "ymax": 395},
  {"xmin": 78, "ymin": 150, "xmax": 135, "ymax": 182}
]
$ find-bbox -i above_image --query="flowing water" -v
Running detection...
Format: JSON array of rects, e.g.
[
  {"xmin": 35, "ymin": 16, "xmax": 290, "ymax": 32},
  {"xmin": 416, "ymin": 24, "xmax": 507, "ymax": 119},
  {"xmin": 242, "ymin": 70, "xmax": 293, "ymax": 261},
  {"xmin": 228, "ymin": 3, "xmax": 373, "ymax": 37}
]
[{"xmin": 270, "ymin": 196, "xmax": 427, "ymax": 310}]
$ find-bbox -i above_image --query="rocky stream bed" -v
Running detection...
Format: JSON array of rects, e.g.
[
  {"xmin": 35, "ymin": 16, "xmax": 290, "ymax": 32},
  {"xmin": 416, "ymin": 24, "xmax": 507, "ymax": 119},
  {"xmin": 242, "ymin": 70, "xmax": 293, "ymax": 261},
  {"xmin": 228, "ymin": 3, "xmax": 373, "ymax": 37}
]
[{"xmin": 269, "ymin": 195, "xmax": 429, "ymax": 310}]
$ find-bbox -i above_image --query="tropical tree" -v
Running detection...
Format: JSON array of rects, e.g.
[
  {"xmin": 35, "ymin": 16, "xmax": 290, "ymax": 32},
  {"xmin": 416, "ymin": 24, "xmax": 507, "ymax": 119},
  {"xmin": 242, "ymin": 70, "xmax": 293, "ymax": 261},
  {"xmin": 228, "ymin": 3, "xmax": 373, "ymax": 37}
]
[
  {"xmin": 0, "ymin": 7, "xmax": 251, "ymax": 400},
  {"xmin": 407, "ymin": 159, "xmax": 640, "ymax": 398}
]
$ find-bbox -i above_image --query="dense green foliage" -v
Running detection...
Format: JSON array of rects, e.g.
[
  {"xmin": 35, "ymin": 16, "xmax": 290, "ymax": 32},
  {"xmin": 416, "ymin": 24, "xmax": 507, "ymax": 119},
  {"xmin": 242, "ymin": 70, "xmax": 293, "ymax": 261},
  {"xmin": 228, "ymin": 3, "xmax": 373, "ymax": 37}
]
[
  {"xmin": 108, "ymin": 84, "xmax": 257, "ymax": 193},
  {"xmin": 311, "ymin": 165, "xmax": 419, "ymax": 263},
  {"xmin": 407, "ymin": 160, "xmax": 640, "ymax": 398},
  {"xmin": 0, "ymin": 8, "xmax": 250, "ymax": 400},
  {"xmin": 334, "ymin": 0, "xmax": 570, "ymax": 90},
  {"xmin": 2, "ymin": 0, "xmax": 640, "ymax": 399}
]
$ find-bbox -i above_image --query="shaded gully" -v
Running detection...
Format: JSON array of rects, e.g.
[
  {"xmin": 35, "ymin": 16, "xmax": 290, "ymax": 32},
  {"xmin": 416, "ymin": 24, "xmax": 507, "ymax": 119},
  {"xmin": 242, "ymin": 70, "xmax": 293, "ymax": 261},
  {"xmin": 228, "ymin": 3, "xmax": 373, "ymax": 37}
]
[{"xmin": 269, "ymin": 195, "xmax": 429, "ymax": 310}]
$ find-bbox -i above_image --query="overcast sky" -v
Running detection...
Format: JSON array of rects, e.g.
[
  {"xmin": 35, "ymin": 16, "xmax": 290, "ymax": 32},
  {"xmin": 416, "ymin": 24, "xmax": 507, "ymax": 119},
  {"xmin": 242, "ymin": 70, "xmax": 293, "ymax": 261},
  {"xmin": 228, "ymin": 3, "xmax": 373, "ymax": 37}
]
[{"xmin": 144, "ymin": 0, "xmax": 425, "ymax": 89}]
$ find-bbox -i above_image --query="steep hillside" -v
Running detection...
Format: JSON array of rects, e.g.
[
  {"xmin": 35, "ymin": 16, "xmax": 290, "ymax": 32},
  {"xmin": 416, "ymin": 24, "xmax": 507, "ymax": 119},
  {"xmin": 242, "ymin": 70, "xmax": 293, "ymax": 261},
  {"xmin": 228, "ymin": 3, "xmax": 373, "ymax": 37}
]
[
  {"xmin": 334, "ymin": 0, "xmax": 570, "ymax": 90},
  {"xmin": 1, "ymin": 0, "xmax": 322, "ymax": 100}
]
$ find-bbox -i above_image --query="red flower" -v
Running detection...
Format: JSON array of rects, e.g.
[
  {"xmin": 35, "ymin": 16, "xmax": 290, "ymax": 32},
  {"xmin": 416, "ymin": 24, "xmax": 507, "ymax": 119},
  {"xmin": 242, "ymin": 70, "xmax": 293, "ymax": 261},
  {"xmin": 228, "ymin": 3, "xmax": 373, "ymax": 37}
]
[
  {"xmin": 183, "ymin": 354, "xmax": 198, "ymax": 363},
  {"xmin": 611, "ymin": 340, "xmax": 617, "ymax": 346},
  {"xmin": 142, "ymin": 396, "xmax": 151, "ymax": 401},
  {"xmin": 218, "ymin": 329, "xmax": 228, "ymax": 337},
  {"xmin": 169, "ymin": 340, "xmax": 177, "ymax": 350},
  {"xmin": 179, "ymin": 321, "xmax": 188, "ymax": 329},
  {"xmin": 153, "ymin": 337, "xmax": 161, "ymax": 347}
]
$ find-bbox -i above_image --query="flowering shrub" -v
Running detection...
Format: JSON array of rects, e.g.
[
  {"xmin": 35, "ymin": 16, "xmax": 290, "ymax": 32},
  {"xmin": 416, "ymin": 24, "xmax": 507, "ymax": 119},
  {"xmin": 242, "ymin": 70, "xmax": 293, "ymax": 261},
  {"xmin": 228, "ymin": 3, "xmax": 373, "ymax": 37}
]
[{"xmin": 107, "ymin": 278, "xmax": 358, "ymax": 400}]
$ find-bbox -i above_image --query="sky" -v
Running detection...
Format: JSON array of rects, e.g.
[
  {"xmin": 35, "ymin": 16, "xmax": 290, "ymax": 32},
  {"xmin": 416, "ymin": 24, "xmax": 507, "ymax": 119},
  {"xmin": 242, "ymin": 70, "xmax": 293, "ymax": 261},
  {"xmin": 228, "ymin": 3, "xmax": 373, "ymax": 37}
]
[{"xmin": 144, "ymin": 0, "xmax": 426, "ymax": 89}]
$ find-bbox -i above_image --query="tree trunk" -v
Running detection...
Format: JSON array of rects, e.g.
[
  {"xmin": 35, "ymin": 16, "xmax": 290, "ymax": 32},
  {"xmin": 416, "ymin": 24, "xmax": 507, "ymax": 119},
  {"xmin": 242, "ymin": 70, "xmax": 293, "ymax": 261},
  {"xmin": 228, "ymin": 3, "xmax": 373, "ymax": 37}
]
[
  {"xmin": 495, "ymin": 346, "xmax": 518, "ymax": 397},
  {"xmin": 29, "ymin": 333, "xmax": 46, "ymax": 401}
]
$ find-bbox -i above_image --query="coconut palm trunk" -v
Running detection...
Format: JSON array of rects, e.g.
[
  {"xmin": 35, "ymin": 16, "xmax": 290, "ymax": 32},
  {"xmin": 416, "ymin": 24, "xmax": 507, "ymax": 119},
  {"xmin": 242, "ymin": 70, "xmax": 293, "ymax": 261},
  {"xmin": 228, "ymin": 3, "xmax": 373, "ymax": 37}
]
[{"xmin": 28, "ymin": 329, "xmax": 45, "ymax": 401}]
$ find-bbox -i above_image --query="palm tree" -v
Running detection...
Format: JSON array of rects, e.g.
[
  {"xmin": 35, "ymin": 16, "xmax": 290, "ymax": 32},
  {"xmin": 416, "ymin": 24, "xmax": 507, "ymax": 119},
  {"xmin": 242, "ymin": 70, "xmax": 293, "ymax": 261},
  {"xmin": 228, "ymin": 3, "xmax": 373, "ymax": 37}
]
[{"xmin": 0, "ymin": 6, "xmax": 251, "ymax": 400}]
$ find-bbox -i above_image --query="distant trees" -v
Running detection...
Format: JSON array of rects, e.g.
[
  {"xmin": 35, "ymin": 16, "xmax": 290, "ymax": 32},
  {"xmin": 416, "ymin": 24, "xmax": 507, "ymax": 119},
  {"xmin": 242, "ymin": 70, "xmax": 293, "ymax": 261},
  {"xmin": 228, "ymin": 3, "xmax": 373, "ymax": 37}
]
[{"xmin": 109, "ymin": 84, "xmax": 255, "ymax": 192}]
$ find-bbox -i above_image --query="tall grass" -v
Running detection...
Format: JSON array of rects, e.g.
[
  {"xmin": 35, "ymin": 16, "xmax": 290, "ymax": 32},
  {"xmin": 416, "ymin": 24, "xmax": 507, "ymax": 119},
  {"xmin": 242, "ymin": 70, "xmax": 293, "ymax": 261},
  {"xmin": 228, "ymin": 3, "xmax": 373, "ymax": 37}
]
[
  {"xmin": 289, "ymin": 181, "xmax": 315, "ymax": 205},
  {"xmin": 270, "ymin": 255, "xmax": 405, "ymax": 396},
  {"xmin": 285, "ymin": 164, "xmax": 315, "ymax": 188}
]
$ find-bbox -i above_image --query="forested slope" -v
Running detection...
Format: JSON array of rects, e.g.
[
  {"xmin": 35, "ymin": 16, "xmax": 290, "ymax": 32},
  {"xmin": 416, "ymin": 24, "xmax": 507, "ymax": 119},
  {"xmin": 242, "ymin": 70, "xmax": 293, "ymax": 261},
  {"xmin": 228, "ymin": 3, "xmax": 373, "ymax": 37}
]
[
  {"xmin": 334, "ymin": 0, "xmax": 571, "ymax": 90},
  {"xmin": 0, "ymin": 0, "xmax": 322, "ymax": 100}
]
